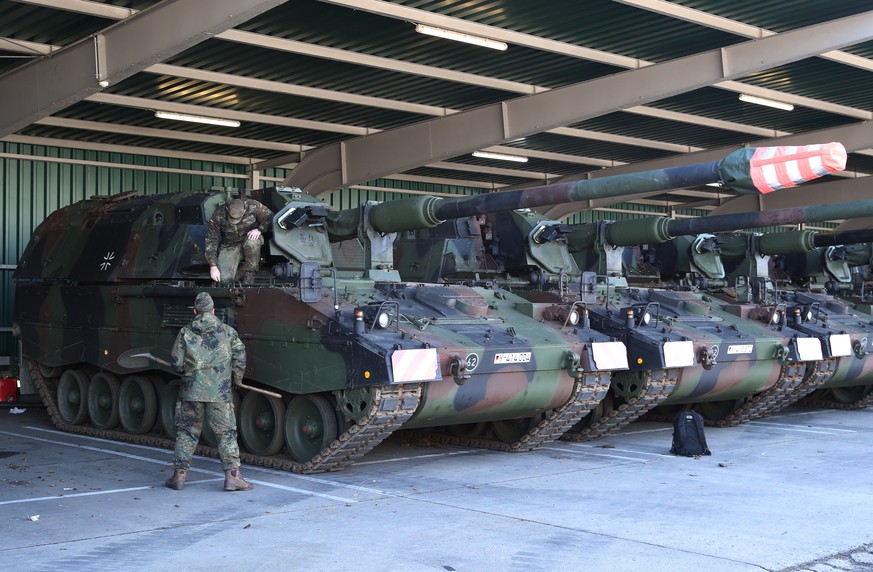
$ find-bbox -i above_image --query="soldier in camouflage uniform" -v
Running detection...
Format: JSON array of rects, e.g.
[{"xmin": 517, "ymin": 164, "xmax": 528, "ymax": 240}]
[
  {"xmin": 205, "ymin": 198, "xmax": 273, "ymax": 285},
  {"xmin": 165, "ymin": 292, "xmax": 252, "ymax": 492}
]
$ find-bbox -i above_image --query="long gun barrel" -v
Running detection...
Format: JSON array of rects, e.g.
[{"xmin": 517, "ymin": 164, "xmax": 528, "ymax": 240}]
[
  {"xmin": 717, "ymin": 224, "xmax": 873, "ymax": 260},
  {"xmin": 569, "ymin": 196, "xmax": 873, "ymax": 252},
  {"xmin": 811, "ymin": 228, "xmax": 873, "ymax": 249},
  {"xmin": 332, "ymin": 143, "xmax": 846, "ymax": 239}
]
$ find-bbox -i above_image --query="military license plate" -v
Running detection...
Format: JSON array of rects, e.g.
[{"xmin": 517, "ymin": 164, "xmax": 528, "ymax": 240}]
[{"xmin": 494, "ymin": 352, "xmax": 532, "ymax": 364}]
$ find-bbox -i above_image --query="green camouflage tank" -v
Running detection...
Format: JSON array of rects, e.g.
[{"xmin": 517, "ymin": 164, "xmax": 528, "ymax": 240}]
[
  {"xmin": 645, "ymin": 217, "xmax": 873, "ymax": 418},
  {"xmin": 13, "ymin": 144, "xmax": 847, "ymax": 470}
]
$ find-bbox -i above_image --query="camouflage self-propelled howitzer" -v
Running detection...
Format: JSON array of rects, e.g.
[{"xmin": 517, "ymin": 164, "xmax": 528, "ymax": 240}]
[
  {"xmin": 13, "ymin": 144, "xmax": 844, "ymax": 472},
  {"xmin": 637, "ymin": 201, "xmax": 873, "ymax": 421},
  {"xmin": 397, "ymin": 145, "xmax": 850, "ymax": 434},
  {"xmin": 752, "ymin": 225, "xmax": 873, "ymax": 409}
]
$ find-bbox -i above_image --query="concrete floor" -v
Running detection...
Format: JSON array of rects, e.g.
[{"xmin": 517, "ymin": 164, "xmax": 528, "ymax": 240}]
[{"xmin": 1, "ymin": 404, "xmax": 872, "ymax": 572}]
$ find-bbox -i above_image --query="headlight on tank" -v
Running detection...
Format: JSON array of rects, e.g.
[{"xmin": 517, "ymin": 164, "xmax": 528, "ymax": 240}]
[
  {"xmin": 567, "ymin": 309, "xmax": 580, "ymax": 326},
  {"xmin": 376, "ymin": 310, "xmax": 392, "ymax": 328},
  {"xmin": 770, "ymin": 310, "xmax": 782, "ymax": 324},
  {"xmin": 362, "ymin": 304, "xmax": 394, "ymax": 329},
  {"xmin": 639, "ymin": 311, "xmax": 652, "ymax": 326}
]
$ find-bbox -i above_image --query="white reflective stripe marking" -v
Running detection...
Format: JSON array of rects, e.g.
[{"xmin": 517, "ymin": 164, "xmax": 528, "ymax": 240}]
[
  {"xmin": 785, "ymin": 159, "xmax": 803, "ymax": 185},
  {"xmin": 355, "ymin": 449, "xmax": 478, "ymax": 466},
  {"xmin": 746, "ymin": 422, "xmax": 855, "ymax": 435},
  {"xmin": 810, "ymin": 154, "xmax": 826, "ymax": 177},
  {"xmin": 591, "ymin": 341, "xmax": 629, "ymax": 370},
  {"xmin": 829, "ymin": 334, "xmax": 852, "ymax": 357},
  {"xmin": 795, "ymin": 337, "xmax": 824, "ymax": 361},
  {"xmin": 391, "ymin": 348, "xmax": 439, "ymax": 382},
  {"xmin": 762, "ymin": 162, "xmax": 781, "ymax": 189},
  {"xmin": 541, "ymin": 446, "xmax": 655, "ymax": 462},
  {"xmin": 663, "ymin": 340, "xmax": 695, "ymax": 368}
]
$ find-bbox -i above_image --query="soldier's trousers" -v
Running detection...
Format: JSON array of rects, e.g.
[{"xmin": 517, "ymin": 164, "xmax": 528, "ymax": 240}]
[
  {"xmin": 173, "ymin": 400, "xmax": 241, "ymax": 471},
  {"xmin": 216, "ymin": 235, "xmax": 264, "ymax": 282}
]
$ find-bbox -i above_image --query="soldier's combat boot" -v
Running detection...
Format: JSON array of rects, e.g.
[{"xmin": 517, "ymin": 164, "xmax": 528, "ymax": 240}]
[
  {"xmin": 165, "ymin": 469, "xmax": 187, "ymax": 490},
  {"xmin": 242, "ymin": 271, "xmax": 256, "ymax": 285},
  {"xmin": 224, "ymin": 468, "xmax": 253, "ymax": 491}
]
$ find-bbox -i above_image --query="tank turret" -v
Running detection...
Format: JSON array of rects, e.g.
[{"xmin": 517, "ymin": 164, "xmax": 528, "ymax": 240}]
[
  {"xmin": 12, "ymin": 143, "xmax": 846, "ymax": 471},
  {"xmin": 768, "ymin": 229, "xmax": 873, "ymax": 291}
]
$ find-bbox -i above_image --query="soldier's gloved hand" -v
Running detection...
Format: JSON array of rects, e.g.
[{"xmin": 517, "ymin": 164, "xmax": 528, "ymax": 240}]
[
  {"xmin": 209, "ymin": 265, "xmax": 221, "ymax": 282},
  {"xmin": 247, "ymin": 229, "xmax": 262, "ymax": 241}
]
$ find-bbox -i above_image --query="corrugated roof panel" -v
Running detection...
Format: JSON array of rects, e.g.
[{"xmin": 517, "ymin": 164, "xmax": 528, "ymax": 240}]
[
  {"xmin": 395, "ymin": 0, "xmax": 743, "ymax": 60},
  {"xmin": 102, "ymin": 74, "xmax": 432, "ymax": 129},
  {"xmin": 674, "ymin": 0, "xmax": 873, "ymax": 30},
  {"xmin": 650, "ymin": 87, "xmax": 861, "ymax": 134},
  {"xmin": 19, "ymin": 124, "xmax": 307, "ymax": 160},
  {"xmin": 164, "ymin": 41, "xmax": 516, "ymax": 109},
  {"xmin": 738, "ymin": 59, "xmax": 873, "ymax": 110},
  {"xmin": 572, "ymin": 113, "xmax": 758, "ymax": 150}
]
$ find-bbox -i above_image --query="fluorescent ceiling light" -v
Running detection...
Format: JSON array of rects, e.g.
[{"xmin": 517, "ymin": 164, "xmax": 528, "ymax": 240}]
[
  {"xmin": 154, "ymin": 110, "xmax": 241, "ymax": 127},
  {"xmin": 415, "ymin": 24, "xmax": 508, "ymax": 51},
  {"xmin": 738, "ymin": 94, "xmax": 794, "ymax": 111},
  {"xmin": 472, "ymin": 150, "xmax": 528, "ymax": 163}
]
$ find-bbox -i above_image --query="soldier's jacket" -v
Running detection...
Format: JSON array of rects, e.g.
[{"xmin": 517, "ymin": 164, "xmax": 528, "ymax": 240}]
[
  {"xmin": 171, "ymin": 312, "xmax": 246, "ymax": 403},
  {"xmin": 204, "ymin": 199, "xmax": 273, "ymax": 266}
]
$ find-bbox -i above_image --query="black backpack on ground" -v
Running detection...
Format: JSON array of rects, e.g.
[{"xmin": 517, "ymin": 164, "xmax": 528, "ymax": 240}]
[{"xmin": 670, "ymin": 411, "xmax": 712, "ymax": 456}]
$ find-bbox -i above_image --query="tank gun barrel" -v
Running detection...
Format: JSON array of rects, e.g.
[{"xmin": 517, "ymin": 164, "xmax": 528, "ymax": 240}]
[
  {"xmin": 360, "ymin": 143, "xmax": 845, "ymax": 236},
  {"xmin": 570, "ymin": 197, "xmax": 873, "ymax": 251},
  {"xmin": 716, "ymin": 218, "xmax": 873, "ymax": 260},
  {"xmin": 812, "ymin": 228, "xmax": 873, "ymax": 248}
]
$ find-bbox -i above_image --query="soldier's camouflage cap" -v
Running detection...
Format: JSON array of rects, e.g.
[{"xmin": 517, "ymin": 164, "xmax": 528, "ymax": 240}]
[
  {"xmin": 194, "ymin": 292, "xmax": 214, "ymax": 312},
  {"xmin": 226, "ymin": 199, "xmax": 245, "ymax": 222}
]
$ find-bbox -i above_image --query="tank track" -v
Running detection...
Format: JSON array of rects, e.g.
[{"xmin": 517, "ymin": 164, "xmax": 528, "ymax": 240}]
[
  {"xmin": 797, "ymin": 384, "xmax": 873, "ymax": 410},
  {"xmin": 403, "ymin": 371, "xmax": 612, "ymax": 452},
  {"xmin": 27, "ymin": 360, "xmax": 422, "ymax": 474},
  {"xmin": 702, "ymin": 358, "xmax": 838, "ymax": 427},
  {"xmin": 561, "ymin": 368, "xmax": 681, "ymax": 442}
]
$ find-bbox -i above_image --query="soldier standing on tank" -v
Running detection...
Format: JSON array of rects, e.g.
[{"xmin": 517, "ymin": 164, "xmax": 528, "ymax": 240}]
[
  {"xmin": 205, "ymin": 197, "xmax": 273, "ymax": 285},
  {"xmin": 165, "ymin": 292, "xmax": 253, "ymax": 492}
]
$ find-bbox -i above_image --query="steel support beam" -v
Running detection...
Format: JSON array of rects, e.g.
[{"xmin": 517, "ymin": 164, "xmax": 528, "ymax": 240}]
[
  {"xmin": 284, "ymin": 11, "xmax": 873, "ymax": 195},
  {"xmin": 541, "ymin": 120, "xmax": 873, "ymax": 220},
  {"xmin": 0, "ymin": 0, "xmax": 288, "ymax": 137},
  {"xmin": 708, "ymin": 177, "xmax": 872, "ymax": 216},
  {"xmin": 833, "ymin": 216, "xmax": 873, "ymax": 232}
]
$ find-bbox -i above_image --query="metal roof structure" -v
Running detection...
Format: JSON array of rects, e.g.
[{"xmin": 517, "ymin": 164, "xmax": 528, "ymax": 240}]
[{"xmin": 1, "ymin": 0, "xmax": 873, "ymax": 220}]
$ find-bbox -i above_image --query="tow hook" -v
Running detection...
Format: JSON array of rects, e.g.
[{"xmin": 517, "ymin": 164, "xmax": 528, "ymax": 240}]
[{"xmin": 448, "ymin": 354, "xmax": 471, "ymax": 386}]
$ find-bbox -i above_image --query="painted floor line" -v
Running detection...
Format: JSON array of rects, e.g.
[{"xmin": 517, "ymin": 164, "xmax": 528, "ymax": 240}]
[
  {"xmin": 354, "ymin": 449, "xmax": 478, "ymax": 466},
  {"xmin": 618, "ymin": 426, "xmax": 673, "ymax": 435},
  {"xmin": 567, "ymin": 443, "xmax": 675, "ymax": 457},
  {"xmin": 0, "ymin": 479, "xmax": 225, "ymax": 507},
  {"xmin": 21, "ymin": 425, "xmax": 390, "ymax": 496},
  {"xmin": 541, "ymin": 446, "xmax": 648, "ymax": 462},
  {"xmin": 748, "ymin": 420, "xmax": 856, "ymax": 433},
  {"xmin": 22, "ymin": 425, "xmax": 177, "ymax": 454},
  {"xmin": 20, "ymin": 424, "xmax": 382, "ymax": 497},
  {"xmin": 745, "ymin": 423, "xmax": 855, "ymax": 435},
  {"xmin": 0, "ymin": 430, "xmax": 356, "ymax": 503}
]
